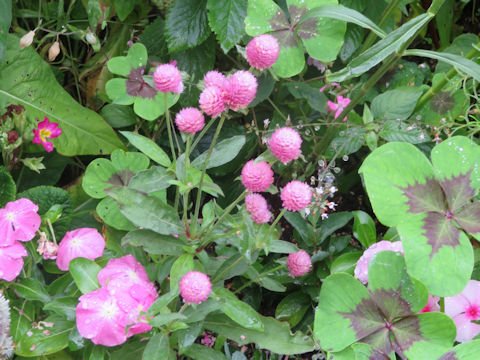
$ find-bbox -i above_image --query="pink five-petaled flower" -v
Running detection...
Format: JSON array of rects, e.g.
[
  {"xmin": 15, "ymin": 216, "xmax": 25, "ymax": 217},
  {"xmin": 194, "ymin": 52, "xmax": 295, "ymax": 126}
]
[
  {"xmin": 280, "ymin": 181, "xmax": 312, "ymax": 212},
  {"xmin": 245, "ymin": 193, "xmax": 272, "ymax": 224},
  {"xmin": 326, "ymin": 95, "xmax": 351, "ymax": 120},
  {"xmin": 0, "ymin": 242, "xmax": 28, "ymax": 281},
  {"xmin": 179, "ymin": 271, "xmax": 212, "ymax": 304},
  {"xmin": 419, "ymin": 295, "xmax": 440, "ymax": 313},
  {"xmin": 354, "ymin": 240, "xmax": 404, "ymax": 284},
  {"xmin": 241, "ymin": 160, "xmax": 274, "ymax": 192},
  {"xmin": 268, "ymin": 127, "xmax": 302, "ymax": 164},
  {"xmin": 175, "ymin": 108, "xmax": 205, "ymax": 134},
  {"xmin": 153, "ymin": 63, "xmax": 183, "ymax": 94},
  {"xmin": 32, "ymin": 117, "xmax": 62, "ymax": 152},
  {"xmin": 0, "ymin": 198, "xmax": 41, "ymax": 246},
  {"xmin": 56, "ymin": 228, "xmax": 105, "ymax": 271},
  {"xmin": 203, "ymin": 70, "xmax": 226, "ymax": 88},
  {"xmin": 287, "ymin": 250, "xmax": 312, "ymax": 277},
  {"xmin": 224, "ymin": 70, "xmax": 258, "ymax": 111},
  {"xmin": 199, "ymin": 86, "xmax": 226, "ymax": 118},
  {"xmin": 246, "ymin": 34, "xmax": 280, "ymax": 70},
  {"xmin": 445, "ymin": 280, "xmax": 480, "ymax": 343}
]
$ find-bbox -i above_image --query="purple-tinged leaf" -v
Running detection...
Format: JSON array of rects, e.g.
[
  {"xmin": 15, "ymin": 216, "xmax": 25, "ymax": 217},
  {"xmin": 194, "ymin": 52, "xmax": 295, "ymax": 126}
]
[
  {"xmin": 371, "ymin": 288, "xmax": 413, "ymax": 322},
  {"xmin": 438, "ymin": 340, "xmax": 480, "ymax": 360},
  {"xmin": 360, "ymin": 327, "xmax": 392, "ymax": 357},
  {"xmin": 439, "ymin": 169, "xmax": 475, "ymax": 212},
  {"xmin": 269, "ymin": 8, "xmax": 289, "ymax": 30},
  {"xmin": 391, "ymin": 316, "xmax": 424, "ymax": 354},
  {"xmin": 126, "ymin": 67, "xmax": 157, "ymax": 99},
  {"xmin": 340, "ymin": 297, "xmax": 385, "ymax": 340},
  {"xmin": 424, "ymin": 212, "xmax": 461, "ymax": 258},
  {"xmin": 431, "ymin": 91, "xmax": 456, "ymax": 113},
  {"xmin": 439, "ymin": 352, "xmax": 458, "ymax": 360},
  {"xmin": 399, "ymin": 177, "xmax": 446, "ymax": 214},
  {"xmin": 288, "ymin": 5, "xmax": 318, "ymax": 40},
  {"xmin": 455, "ymin": 202, "xmax": 480, "ymax": 235}
]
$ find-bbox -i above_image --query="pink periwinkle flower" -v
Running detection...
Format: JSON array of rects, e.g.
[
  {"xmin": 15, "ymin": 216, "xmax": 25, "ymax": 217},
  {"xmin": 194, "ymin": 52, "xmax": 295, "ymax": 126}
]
[
  {"xmin": 179, "ymin": 271, "xmax": 212, "ymax": 304},
  {"xmin": 224, "ymin": 70, "xmax": 257, "ymax": 111},
  {"xmin": 56, "ymin": 228, "xmax": 105, "ymax": 271},
  {"xmin": 245, "ymin": 193, "xmax": 272, "ymax": 224},
  {"xmin": 199, "ymin": 86, "xmax": 226, "ymax": 118},
  {"xmin": 280, "ymin": 181, "xmax": 312, "ymax": 212},
  {"xmin": 203, "ymin": 70, "xmax": 226, "ymax": 88},
  {"xmin": 241, "ymin": 160, "xmax": 274, "ymax": 192},
  {"xmin": 175, "ymin": 107, "xmax": 205, "ymax": 134},
  {"xmin": 153, "ymin": 63, "xmax": 183, "ymax": 94},
  {"xmin": 326, "ymin": 95, "xmax": 351, "ymax": 120},
  {"xmin": 32, "ymin": 117, "xmax": 62, "ymax": 152},
  {"xmin": 419, "ymin": 295, "xmax": 440, "ymax": 313},
  {"xmin": 246, "ymin": 34, "xmax": 280, "ymax": 70},
  {"xmin": 0, "ymin": 242, "xmax": 28, "ymax": 281},
  {"xmin": 0, "ymin": 198, "xmax": 41, "ymax": 246},
  {"xmin": 98, "ymin": 254, "xmax": 150, "ymax": 289},
  {"xmin": 287, "ymin": 250, "xmax": 312, "ymax": 277},
  {"xmin": 445, "ymin": 280, "xmax": 480, "ymax": 343},
  {"xmin": 268, "ymin": 127, "xmax": 302, "ymax": 164},
  {"xmin": 353, "ymin": 240, "xmax": 404, "ymax": 284}
]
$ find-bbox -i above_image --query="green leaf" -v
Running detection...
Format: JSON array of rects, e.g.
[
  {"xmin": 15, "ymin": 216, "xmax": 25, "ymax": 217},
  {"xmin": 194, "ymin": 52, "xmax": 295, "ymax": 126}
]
[
  {"xmin": 248, "ymin": 71, "xmax": 275, "ymax": 107},
  {"xmin": 371, "ymin": 86, "xmax": 424, "ymax": 121},
  {"xmin": 113, "ymin": 0, "xmax": 135, "ymax": 21},
  {"xmin": 0, "ymin": 35, "xmax": 124, "ymax": 155},
  {"xmin": 170, "ymin": 254, "xmax": 194, "ymax": 290},
  {"xmin": 0, "ymin": 165, "xmax": 15, "ymax": 207},
  {"xmin": 129, "ymin": 166, "xmax": 175, "ymax": 193},
  {"xmin": 328, "ymin": 13, "xmax": 432, "ymax": 82},
  {"xmin": 96, "ymin": 197, "xmax": 136, "ymax": 231},
  {"xmin": 192, "ymin": 135, "xmax": 246, "ymax": 169},
  {"xmin": 275, "ymin": 291, "xmax": 310, "ymax": 327},
  {"xmin": 172, "ymin": 35, "xmax": 216, "ymax": 82},
  {"xmin": 245, "ymin": 0, "xmax": 281, "ymax": 36},
  {"xmin": 143, "ymin": 333, "xmax": 176, "ymax": 360},
  {"xmin": 286, "ymin": 82, "xmax": 328, "ymax": 113},
  {"xmin": 353, "ymin": 210, "xmax": 376, "ymax": 248},
  {"xmin": 101, "ymin": 104, "xmax": 137, "ymax": 128},
  {"xmin": 439, "ymin": 340, "xmax": 480, "ymax": 360},
  {"xmin": 15, "ymin": 278, "xmax": 51, "ymax": 303},
  {"xmin": 139, "ymin": 18, "xmax": 168, "ymax": 60},
  {"xmin": 317, "ymin": 211, "xmax": 353, "ymax": 242},
  {"xmin": 329, "ymin": 251, "xmax": 362, "ymax": 274},
  {"xmin": 150, "ymin": 313, "xmax": 187, "ymax": 327},
  {"xmin": 122, "ymin": 229, "xmax": 187, "ymax": 256},
  {"xmin": 284, "ymin": 211, "xmax": 315, "ymax": 244},
  {"xmin": 182, "ymin": 344, "xmax": 228, "ymax": 360},
  {"xmin": 120, "ymin": 131, "xmax": 171, "ymax": 167},
  {"xmin": 0, "ymin": 0, "xmax": 11, "ymax": 63},
  {"xmin": 207, "ymin": 0, "xmax": 247, "ymax": 53},
  {"xmin": 43, "ymin": 297, "xmax": 78, "ymax": 321},
  {"xmin": 165, "ymin": 0, "xmax": 211, "ymax": 53},
  {"xmin": 215, "ymin": 288, "xmax": 264, "ymax": 331},
  {"xmin": 107, "ymin": 187, "xmax": 183, "ymax": 235},
  {"xmin": 268, "ymin": 240, "xmax": 299, "ymax": 253},
  {"xmin": 69, "ymin": 258, "xmax": 101, "ymax": 294}
]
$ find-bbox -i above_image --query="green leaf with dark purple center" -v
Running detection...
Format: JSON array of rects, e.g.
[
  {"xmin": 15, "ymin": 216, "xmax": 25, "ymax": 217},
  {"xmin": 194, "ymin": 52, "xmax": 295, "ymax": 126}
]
[
  {"xmin": 423, "ymin": 212, "xmax": 461, "ymax": 258},
  {"xmin": 398, "ymin": 177, "xmax": 446, "ymax": 214},
  {"xmin": 455, "ymin": 202, "xmax": 480, "ymax": 235},
  {"xmin": 438, "ymin": 170, "xmax": 475, "ymax": 212},
  {"xmin": 431, "ymin": 91, "xmax": 456, "ymax": 113}
]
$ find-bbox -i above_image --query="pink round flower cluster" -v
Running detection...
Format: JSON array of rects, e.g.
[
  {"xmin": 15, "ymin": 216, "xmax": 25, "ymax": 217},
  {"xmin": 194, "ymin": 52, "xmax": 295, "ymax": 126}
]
[
  {"xmin": 179, "ymin": 271, "xmax": 212, "ymax": 304},
  {"xmin": 241, "ymin": 160, "xmax": 274, "ymax": 192},
  {"xmin": 246, "ymin": 34, "xmax": 280, "ymax": 70},
  {"xmin": 76, "ymin": 255, "xmax": 158, "ymax": 346},
  {"xmin": 153, "ymin": 63, "xmax": 183, "ymax": 94},
  {"xmin": 281, "ymin": 180, "xmax": 312, "ymax": 212},
  {"xmin": 245, "ymin": 193, "xmax": 272, "ymax": 224},
  {"xmin": 175, "ymin": 107, "xmax": 205, "ymax": 134},
  {"xmin": 268, "ymin": 127, "xmax": 302, "ymax": 164},
  {"xmin": 0, "ymin": 198, "xmax": 41, "ymax": 281},
  {"xmin": 56, "ymin": 228, "xmax": 105, "ymax": 271},
  {"xmin": 287, "ymin": 250, "xmax": 312, "ymax": 277}
]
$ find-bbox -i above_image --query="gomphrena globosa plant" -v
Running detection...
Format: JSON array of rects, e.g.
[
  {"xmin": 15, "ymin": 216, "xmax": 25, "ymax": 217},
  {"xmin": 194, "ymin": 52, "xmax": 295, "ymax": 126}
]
[{"xmin": 0, "ymin": 293, "xmax": 14, "ymax": 359}]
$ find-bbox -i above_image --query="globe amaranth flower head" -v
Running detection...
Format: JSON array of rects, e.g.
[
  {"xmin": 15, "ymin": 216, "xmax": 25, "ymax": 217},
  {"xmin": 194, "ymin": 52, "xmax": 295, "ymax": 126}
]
[
  {"xmin": 287, "ymin": 250, "xmax": 312, "ymax": 277},
  {"xmin": 241, "ymin": 159, "xmax": 274, "ymax": 192},
  {"xmin": 175, "ymin": 107, "xmax": 205, "ymax": 134},
  {"xmin": 179, "ymin": 271, "xmax": 212, "ymax": 304},
  {"xmin": 199, "ymin": 86, "xmax": 226, "ymax": 118},
  {"xmin": 245, "ymin": 193, "xmax": 272, "ymax": 224},
  {"xmin": 268, "ymin": 127, "xmax": 302, "ymax": 164},
  {"xmin": 280, "ymin": 180, "xmax": 312, "ymax": 212},
  {"xmin": 353, "ymin": 240, "xmax": 404, "ymax": 284},
  {"xmin": 153, "ymin": 62, "xmax": 183, "ymax": 94},
  {"xmin": 32, "ymin": 117, "xmax": 62, "ymax": 152},
  {"xmin": 224, "ymin": 70, "xmax": 258, "ymax": 111},
  {"xmin": 56, "ymin": 228, "xmax": 105, "ymax": 271},
  {"xmin": 203, "ymin": 70, "xmax": 226, "ymax": 88},
  {"xmin": 246, "ymin": 34, "xmax": 280, "ymax": 70}
]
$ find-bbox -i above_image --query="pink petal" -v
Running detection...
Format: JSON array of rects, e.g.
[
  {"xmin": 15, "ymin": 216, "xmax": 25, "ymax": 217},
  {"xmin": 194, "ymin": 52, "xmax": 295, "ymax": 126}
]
[
  {"xmin": 452, "ymin": 313, "xmax": 480, "ymax": 343},
  {"xmin": 445, "ymin": 293, "xmax": 472, "ymax": 318},
  {"xmin": 0, "ymin": 242, "xmax": 27, "ymax": 281},
  {"xmin": 459, "ymin": 280, "xmax": 480, "ymax": 304},
  {"xmin": 0, "ymin": 198, "xmax": 41, "ymax": 244},
  {"xmin": 97, "ymin": 254, "xmax": 149, "ymax": 287},
  {"xmin": 326, "ymin": 100, "xmax": 338, "ymax": 112},
  {"xmin": 56, "ymin": 228, "xmax": 105, "ymax": 271}
]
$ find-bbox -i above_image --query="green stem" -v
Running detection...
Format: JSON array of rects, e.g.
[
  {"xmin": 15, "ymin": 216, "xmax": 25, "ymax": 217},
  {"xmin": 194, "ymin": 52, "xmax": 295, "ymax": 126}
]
[
  {"xmin": 191, "ymin": 117, "xmax": 218, "ymax": 152},
  {"xmin": 164, "ymin": 93, "xmax": 176, "ymax": 162},
  {"xmin": 46, "ymin": 219, "xmax": 57, "ymax": 244},
  {"xmin": 182, "ymin": 136, "xmax": 193, "ymax": 223},
  {"xmin": 234, "ymin": 264, "xmax": 285, "ymax": 294},
  {"xmin": 267, "ymin": 97, "xmax": 287, "ymax": 121},
  {"xmin": 439, "ymin": 297, "xmax": 445, "ymax": 313},
  {"xmin": 269, "ymin": 208, "xmax": 287, "ymax": 233}
]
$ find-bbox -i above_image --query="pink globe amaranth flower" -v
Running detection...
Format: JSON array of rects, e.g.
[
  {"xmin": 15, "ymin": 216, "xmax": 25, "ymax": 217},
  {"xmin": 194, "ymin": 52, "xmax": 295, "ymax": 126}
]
[
  {"xmin": 203, "ymin": 70, "xmax": 226, "ymax": 88},
  {"xmin": 224, "ymin": 70, "xmax": 257, "ymax": 111},
  {"xmin": 76, "ymin": 287, "xmax": 129, "ymax": 347},
  {"xmin": 268, "ymin": 127, "xmax": 302, "ymax": 164},
  {"xmin": 153, "ymin": 63, "xmax": 183, "ymax": 94},
  {"xmin": 246, "ymin": 34, "xmax": 280, "ymax": 70},
  {"xmin": 287, "ymin": 250, "xmax": 312, "ymax": 277},
  {"xmin": 245, "ymin": 193, "xmax": 272, "ymax": 224},
  {"xmin": 241, "ymin": 160, "xmax": 274, "ymax": 192},
  {"xmin": 199, "ymin": 86, "xmax": 226, "ymax": 118},
  {"xmin": 326, "ymin": 95, "xmax": 351, "ymax": 120},
  {"xmin": 280, "ymin": 181, "xmax": 312, "ymax": 212},
  {"xmin": 179, "ymin": 271, "xmax": 212, "ymax": 304},
  {"xmin": 56, "ymin": 228, "xmax": 105, "ymax": 271},
  {"xmin": 419, "ymin": 295, "xmax": 440, "ymax": 313},
  {"xmin": 0, "ymin": 242, "xmax": 28, "ymax": 281},
  {"xmin": 445, "ymin": 280, "xmax": 480, "ymax": 343},
  {"xmin": 0, "ymin": 198, "xmax": 41, "ymax": 246},
  {"xmin": 354, "ymin": 240, "xmax": 404, "ymax": 284},
  {"xmin": 175, "ymin": 107, "xmax": 205, "ymax": 134},
  {"xmin": 32, "ymin": 117, "xmax": 62, "ymax": 152}
]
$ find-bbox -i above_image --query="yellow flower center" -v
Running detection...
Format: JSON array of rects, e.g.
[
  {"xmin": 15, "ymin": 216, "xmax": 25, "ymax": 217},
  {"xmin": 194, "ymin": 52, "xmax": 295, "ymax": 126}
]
[{"xmin": 39, "ymin": 129, "xmax": 52, "ymax": 142}]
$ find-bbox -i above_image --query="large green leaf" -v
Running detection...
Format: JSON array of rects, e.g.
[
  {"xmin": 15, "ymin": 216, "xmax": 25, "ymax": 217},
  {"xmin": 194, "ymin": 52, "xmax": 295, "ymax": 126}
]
[
  {"xmin": 0, "ymin": 165, "xmax": 15, "ymax": 207},
  {"xmin": 371, "ymin": 86, "xmax": 424, "ymax": 121},
  {"xmin": 191, "ymin": 135, "xmax": 246, "ymax": 169},
  {"xmin": 215, "ymin": 288, "xmax": 264, "ymax": 331},
  {"xmin": 122, "ymin": 229, "xmax": 187, "ymax": 256},
  {"xmin": 439, "ymin": 340, "xmax": 480, "ymax": 360},
  {"xmin": 0, "ymin": 35, "xmax": 124, "ymax": 155},
  {"xmin": 207, "ymin": 0, "xmax": 247, "ymax": 53},
  {"xmin": 143, "ymin": 333, "xmax": 176, "ymax": 360},
  {"xmin": 0, "ymin": 0, "xmax": 11, "ymax": 63},
  {"xmin": 69, "ymin": 258, "xmax": 101, "ymax": 294},
  {"xmin": 120, "ymin": 131, "xmax": 171, "ymax": 167},
  {"xmin": 113, "ymin": 0, "xmax": 135, "ymax": 21},
  {"xmin": 15, "ymin": 278, "xmax": 51, "ymax": 303}
]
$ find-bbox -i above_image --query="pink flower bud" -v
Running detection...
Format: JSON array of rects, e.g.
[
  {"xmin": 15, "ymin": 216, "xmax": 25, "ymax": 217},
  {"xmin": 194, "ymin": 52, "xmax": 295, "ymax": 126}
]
[
  {"xmin": 280, "ymin": 181, "xmax": 312, "ymax": 212},
  {"xmin": 268, "ymin": 127, "xmax": 302, "ymax": 164},
  {"xmin": 48, "ymin": 41, "xmax": 60, "ymax": 61},
  {"xmin": 246, "ymin": 34, "xmax": 280, "ymax": 70},
  {"xmin": 153, "ymin": 63, "xmax": 183, "ymax": 94},
  {"xmin": 287, "ymin": 250, "xmax": 312, "ymax": 277},
  {"xmin": 175, "ymin": 107, "xmax": 205, "ymax": 134},
  {"xmin": 179, "ymin": 271, "xmax": 212, "ymax": 304},
  {"xmin": 241, "ymin": 160, "xmax": 274, "ymax": 192}
]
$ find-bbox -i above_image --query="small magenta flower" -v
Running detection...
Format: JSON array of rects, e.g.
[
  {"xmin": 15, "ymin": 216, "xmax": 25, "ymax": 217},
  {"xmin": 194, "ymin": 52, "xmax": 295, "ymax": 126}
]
[
  {"xmin": 245, "ymin": 193, "xmax": 272, "ymax": 224},
  {"xmin": 56, "ymin": 228, "xmax": 105, "ymax": 271},
  {"xmin": 246, "ymin": 34, "xmax": 280, "ymax": 70},
  {"xmin": 354, "ymin": 240, "xmax": 404, "ymax": 284},
  {"xmin": 241, "ymin": 160, "xmax": 274, "ymax": 192},
  {"xmin": 199, "ymin": 86, "xmax": 226, "ymax": 118},
  {"xmin": 32, "ymin": 117, "xmax": 62, "ymax": 153},
  {"xmin": 287, "ymin": 250, "xmax": 312, "ymax": 277},
  {"xmin": 179, "ymin": 271, "xmax": 212, "ymax": 304},
  {"xmin": 327, "ymin": 95, "xmax": 351, "ymax": 120},
  {"xmin": 203, "ymin": 70, "xmax": 226, "ymax": 88},
  {"xmin": 268, "ymin": 127, "xmax": 302, "ymax": 164},
  {"xmin": 280, "ymin": 181, "xmax": 312, "ymax": 212},
  {"xmin": 0, "ymin": 242, "xmax": 28, "ymax": 281},
  {"xmin": 419, "ymin": 295, "xmax": 440, "ymax": 313},
  {"xmin": 224, "ymin": 71, "xmax": 258, "ymax": 111},
  {"xmin": 0, "ymin": 198, "xmax": 41, "ymax": 246},
  {"xmin": 175, "ymin": 108, "xmax": 205, "ymax": 134},
  {"xmin": 153, "ymin": 63, "xmax": 183, "ymax": 94}
]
